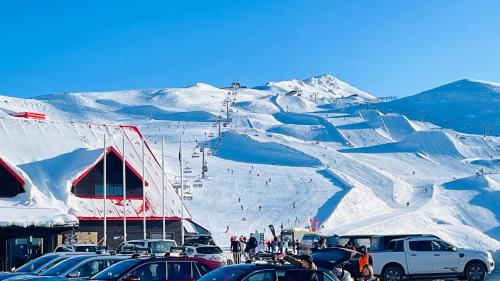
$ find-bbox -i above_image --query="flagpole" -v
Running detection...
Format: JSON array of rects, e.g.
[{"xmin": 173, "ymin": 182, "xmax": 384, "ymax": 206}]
[
  {"xmin": 122, "ymin": 134, "xmax": 127, "ymax": 242},
  {"xmin": 179, "ymin": 132, "xmax": 185, "ymax": 246},
  {"xmin": 142, "ymin": 138, "xmax": 146, "ymax": 239},
  {"xmin": 103, "ymin": 136, "xmax": 107, "ymax": 247},
  {"xmin": 162, "ymin": 137, "xmax": 166, "ymax": 240}
]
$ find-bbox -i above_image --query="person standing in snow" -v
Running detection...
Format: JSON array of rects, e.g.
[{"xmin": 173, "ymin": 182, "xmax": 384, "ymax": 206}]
[
  {"xmin": 258, "ymin": 205, "xmax": 262, "ymax": 212},
  {"xmin": 239, "ymin": 236, "xmax": 247, "ymax": 261},
  {"xmin": 247, "ymin": 234, "xmax": 258, "ymax": 258},
  {"xmin": 231, "ymin": 236, "xmax": 241, "ymax": 264}
]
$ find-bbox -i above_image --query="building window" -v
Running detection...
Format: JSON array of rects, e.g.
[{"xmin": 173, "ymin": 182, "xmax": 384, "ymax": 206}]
[{"xmin": 95, "ymin": 184, "xmax": 123, "ymax": 196}]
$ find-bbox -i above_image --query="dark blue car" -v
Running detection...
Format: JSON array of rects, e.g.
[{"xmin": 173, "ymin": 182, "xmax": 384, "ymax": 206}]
[
  {"xmin": 4, "ymin": 255, "xmax": 127, "ymax": 281},
  {"xmin": 0, "ymin": 254, "xmax": 72, "ymax": 281}
]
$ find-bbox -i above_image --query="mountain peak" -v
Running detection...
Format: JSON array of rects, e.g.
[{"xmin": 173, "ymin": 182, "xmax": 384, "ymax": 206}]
[{"xmin": 260, "ymin": 74, "xmax": 375, "ymax": 100}]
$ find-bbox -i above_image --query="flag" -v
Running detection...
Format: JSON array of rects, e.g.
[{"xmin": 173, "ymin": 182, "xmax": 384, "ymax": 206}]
[
  {"xmin": 308, "ymin": 216, "xmax": 313, "ymax": 232},
  {"xmin": 268, "ymin": 224, "xmax": 276, "ymax": 238}
]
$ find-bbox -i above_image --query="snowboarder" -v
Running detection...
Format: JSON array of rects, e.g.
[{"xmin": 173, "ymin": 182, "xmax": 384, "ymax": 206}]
[
  {"xmin": 412, "ymin": 170, "xmax": 415, "ymax": 175},
  {"xmin": 265, "ymin": 180, "xmax": 268, "ymax": 185},
  {"xmin": 406, "ymin": 202, "xmax": 410, "ymax": 207},
  {"xmin": 258, "ymin": 205, "xmax": 262, "ymax": 212},
  {"xmin": 225, "ymin": 225, "xmax": 230, "ymax": 233},
  {"xmin": 238, "ymin": 197, "xmax": 241, "ymax": 203},
  {"xmin": 240, "ymin": 204, "xmax": 244, "ymax": 210},
  {"xmin": 293, "ymin": 202, "xmax": 296, "ymax": 208}
]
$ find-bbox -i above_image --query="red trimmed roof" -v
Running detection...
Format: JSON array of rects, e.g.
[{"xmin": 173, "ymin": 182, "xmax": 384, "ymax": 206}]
[
  {"xmin": 71, "ymin": 146, "xmax": 148, "ymax": 187},
  {"xmin": 0, "ymin": 158, "xmax": 25, "ymax": 186},
  {"xmin": 77, "ymin": 216, "xmax": 192, "ymax": 221}
]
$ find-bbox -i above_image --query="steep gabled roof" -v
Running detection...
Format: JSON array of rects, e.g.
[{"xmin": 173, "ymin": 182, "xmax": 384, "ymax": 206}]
[
  {"xmin": 72, "ymin": 146, "xmax": 149, "ymax": 188},
  {"xmin": 0, "ymin": 117, "xmax": 190, "ymax": 226}
]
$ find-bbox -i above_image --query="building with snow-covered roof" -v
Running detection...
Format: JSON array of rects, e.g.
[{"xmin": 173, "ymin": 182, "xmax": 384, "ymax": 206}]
[{"xmin": 0, "ymin": 117, "xmax": 209, "ymax": 270}]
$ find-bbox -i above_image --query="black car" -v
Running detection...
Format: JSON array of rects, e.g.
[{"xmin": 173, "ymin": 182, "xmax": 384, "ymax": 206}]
[
  {"xmin": 311, "ymin": 247, "xmax": 362, "ymax": 279},
  {"xmin": 198, "ymin": 263, "xmax": 339, "ymax": 281}
]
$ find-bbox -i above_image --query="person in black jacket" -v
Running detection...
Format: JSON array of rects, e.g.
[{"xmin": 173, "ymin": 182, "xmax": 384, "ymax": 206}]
[
  {"xmin": 231, "ymin": 236, "xmax": 241, "ymax": 264},
  {"xmin": 247, "ymin": 234, "xmax": 258, "ymax": 258}
]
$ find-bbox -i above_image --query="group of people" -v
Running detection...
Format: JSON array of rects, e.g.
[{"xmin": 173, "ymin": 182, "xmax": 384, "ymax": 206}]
[
  {"xmin": 264, "ymin": 237, "xmax": 299, "ymax": 254},
  {"xmin": 230, "ymin": 234, "xmax": 258, "ymax": 264}
]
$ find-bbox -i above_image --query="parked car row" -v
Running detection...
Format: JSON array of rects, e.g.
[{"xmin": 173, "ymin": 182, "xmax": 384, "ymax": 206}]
[{"xmin": 2, "ymin": 235, "xmax": 495, "ymax": 281}]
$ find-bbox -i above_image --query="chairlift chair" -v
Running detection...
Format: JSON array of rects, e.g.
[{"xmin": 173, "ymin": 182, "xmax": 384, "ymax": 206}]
[
  {"xmin": 183, "ymin": 166, "xmax": 193, "ymax": 174},
  {"xmin": 192, "ymin": 152, "xmax": 199, "ymax": 158},
  {"xmin": 183, "ymin": 192, "xmax": 193, "ymax": 201},
  {"xmin": 172, "ymin": 180, "xmax": 182, "ymax": 189},
  {"xmin": 193, "ymin": 180, "xmax": 202, "ymax": 188},
  {"xmin": 208, "ymin": 133, "xmax": 215, "ymax": 138}
]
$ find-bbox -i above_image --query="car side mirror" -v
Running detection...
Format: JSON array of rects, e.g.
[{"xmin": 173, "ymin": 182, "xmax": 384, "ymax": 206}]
[
  {"xmin": 449, "ymin": 246, "xmax": 457, "ymax": 252},
  {"xmin": 67, "ymin": 271, "xmax": 80, "ymax": 278},
  {"xmin": 125, "ymin": 275, "xmax": 140, "ymax": 281}
]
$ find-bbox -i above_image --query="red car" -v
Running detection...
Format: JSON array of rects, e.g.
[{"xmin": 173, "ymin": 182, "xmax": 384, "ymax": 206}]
[{"xmin": 87, "ymin": 256, "xmax": 222, "ymax": 281}]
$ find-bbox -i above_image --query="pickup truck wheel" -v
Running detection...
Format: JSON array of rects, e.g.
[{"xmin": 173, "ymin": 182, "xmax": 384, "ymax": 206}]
[
  {"xmin": 383, "ymin": 266, "xmax": 404, "ymax": 281},
  {"xmin": 465, "ymin": 262, "xmax": 486, "ymax": 281}
]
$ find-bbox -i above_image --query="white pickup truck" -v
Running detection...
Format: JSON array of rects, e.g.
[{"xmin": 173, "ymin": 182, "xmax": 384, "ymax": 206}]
[{"xmin": 371, "ymin": 236, "xmax": 495, "ymax": 281}]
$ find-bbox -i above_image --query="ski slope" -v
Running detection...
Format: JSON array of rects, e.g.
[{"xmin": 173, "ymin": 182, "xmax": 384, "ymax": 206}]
[{"xmin": 0, "ymin": 75, "xmax": 499, "ymax": 271}]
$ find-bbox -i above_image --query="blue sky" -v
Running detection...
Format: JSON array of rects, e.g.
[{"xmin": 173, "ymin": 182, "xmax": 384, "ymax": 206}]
[{"xmin": 1, "ymin": 0, "xmax": 499, "ymax": 98}]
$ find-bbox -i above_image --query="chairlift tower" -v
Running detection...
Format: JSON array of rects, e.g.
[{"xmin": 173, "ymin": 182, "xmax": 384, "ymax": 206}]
[{"xmin": 218, "ymin": 115, "xmax": 222, "ymax": 143}]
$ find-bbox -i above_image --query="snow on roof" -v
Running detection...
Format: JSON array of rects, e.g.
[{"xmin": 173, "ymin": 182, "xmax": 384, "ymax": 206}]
[{"xmin": 0, "ymin": 117, "xmax": 190, "ymax": 227}]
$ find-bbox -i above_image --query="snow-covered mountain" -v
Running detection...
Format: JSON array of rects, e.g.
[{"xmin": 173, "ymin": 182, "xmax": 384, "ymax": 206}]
[
  {"xmin": 376, "ymin": 79, "xmax": 500, "ymax": 136},
  {"xmin": 1, "ymin": 75, "xmax": 499, "ymax": 260},
  {"xmin": 257, "ymin": 74, "xmax": 376, "ymax": 102}
]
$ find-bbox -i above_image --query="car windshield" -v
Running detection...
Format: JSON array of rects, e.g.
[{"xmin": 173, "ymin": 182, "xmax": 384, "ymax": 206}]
[
  {"xmin": 197, "ymin": 247, "xmax": 222, "ymax": 254},
  {"xmin": 40, "ymin": 256, "xmax": 90, "ymax": 276},
  {"xmin": 198, "ymin": 267, "xmax": 247, "ymax": 281},
  {"xmin": 36, "ymin": 256, "xmax": 71, "ymax": 274},
  {"xmin": 150, "ymin": 241, "xmax": 175, "ymax": 253},
  {"xmin": 16, "ymin": 255, "xmax": 57, "ymax": 272},
  {"xmin": 74, "ymin": 245, "xmax": 99, "ymax": 252},
  {"xmin": 91, "ymin": 259, "xmax": 141, "ymax": 280}
]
